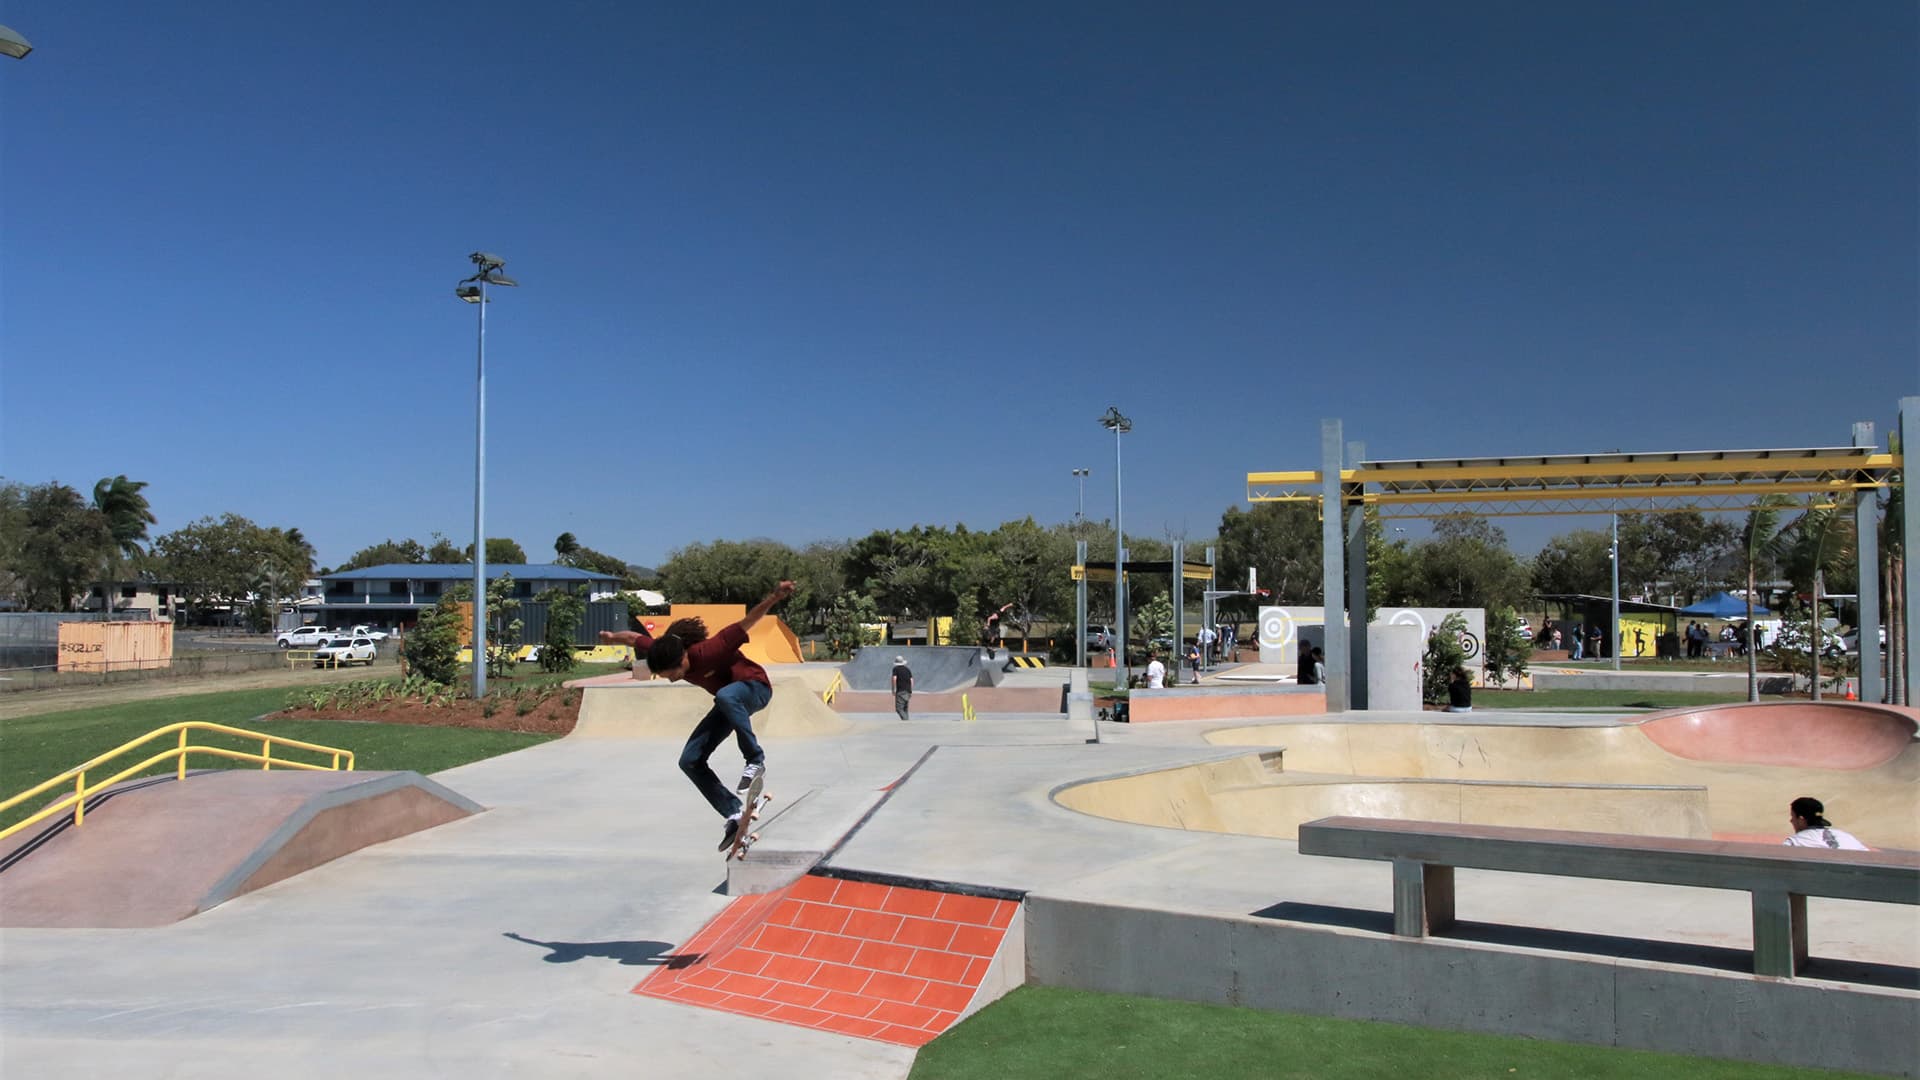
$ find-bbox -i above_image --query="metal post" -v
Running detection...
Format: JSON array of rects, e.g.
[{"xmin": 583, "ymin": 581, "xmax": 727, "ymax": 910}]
[
  {"xmin": 1854, "ymin": 421, "xmax": 1883, "ymax": 702},
  {"xmin": 472, "ymin": 278, "xmax": 488, "ymax": 700},
  {"xmin": 1610, "ymin": 513, "xmax": 1621, "ymax": 671},
  {"xmin": 1901, "ymin": 398, "xmax": 1918, "ymax": 704},
  {"xmin": 1113, "ymin": 423, "xmax": 1127, "ymax": 688},
  {"xmin": 1075, "ymin": 540, "xmax": 1088, "ymax": 669},
  {"xmin": 1320, "ymin": 420, "xmax": 1348, "ymax": 711},
  {"xmin": 1346, "ymin": 440, "xmax": 1368, "ymax": 710},
  {"xmin": 1172, "ymin": 540, "xmax": 1185, "ymax": 683}
]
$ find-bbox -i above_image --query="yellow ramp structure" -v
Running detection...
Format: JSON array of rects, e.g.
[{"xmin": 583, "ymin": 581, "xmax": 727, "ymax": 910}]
[{"xmin": 570, "ymin": 670, "xmax": 848, "ymax": 738}]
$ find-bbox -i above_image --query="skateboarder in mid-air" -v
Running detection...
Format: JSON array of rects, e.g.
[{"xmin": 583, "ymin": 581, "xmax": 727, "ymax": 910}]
[{"xmin": 600, "ymin": 580, "xmax": 794, "ymax": 850}]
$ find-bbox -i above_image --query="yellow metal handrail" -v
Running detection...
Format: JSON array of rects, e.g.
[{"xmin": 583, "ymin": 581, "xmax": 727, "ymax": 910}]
[
  {"xmin": 0, "ymin": 722, "xmax": 355, "ymax": 843},
  {"xmin": 821, "ymin": 672, "xmax": 843, "ymax": 705}
]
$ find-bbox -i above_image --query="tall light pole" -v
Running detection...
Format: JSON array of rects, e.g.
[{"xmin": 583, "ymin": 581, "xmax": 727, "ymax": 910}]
[
  {"xmin": 0, "ymin": 24, "xmax": 31, "ymax": 59},
  {"xmin": 1610, "ymin": 512, "xmax": 1621, "ymax": 671},
  {"xmin": 457, "ymin": 252, "xmax": 518, "ymax": 699},
  {"xmin": 1072, "ymin": 468, "xmax": 1089, "ymax": 530},
  {"xmin": 1099, "ymin": 408, "xmax": 1131, "ymax": 687}
]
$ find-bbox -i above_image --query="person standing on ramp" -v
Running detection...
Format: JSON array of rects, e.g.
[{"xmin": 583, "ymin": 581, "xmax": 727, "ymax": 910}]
[
  {"xmin": 600, "ymin": 580, "xmax": 795, "ymax": 850},
  {"xmin": 891, "ymin": 654, "xmax": 914, "ymax": 721}
]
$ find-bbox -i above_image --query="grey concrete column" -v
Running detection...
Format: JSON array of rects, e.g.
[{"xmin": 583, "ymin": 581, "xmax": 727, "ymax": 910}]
[
  {"xmin": 1902, "ymin": 398, "xmax": 1919, "ymax": 702},
  {"xmin": 1321, "ymin": 420, "xmax": 1349, "ymax": 711},
  {"xmin": 1853, "ymin": 422, "xmax": 1882, "ymax": 702},
  {"xmin": 1346, "ymin": 439, "xmax": 1368, "ymax": 710}
]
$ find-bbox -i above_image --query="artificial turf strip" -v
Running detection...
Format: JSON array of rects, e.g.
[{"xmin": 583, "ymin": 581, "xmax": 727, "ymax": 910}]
[
  {"xmin": 907, "ymin": 986, "xmax": 1876, "ymax": 1080},
  {"xmin": 0, "ymin": 688, "xmax": 553, "ymax": 833},
  {"xmin": 1474, "ymin": 688, "xmax": 1748, "ymax": 709}
]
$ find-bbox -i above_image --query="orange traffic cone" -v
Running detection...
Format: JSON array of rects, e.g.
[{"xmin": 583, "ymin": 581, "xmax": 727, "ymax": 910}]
[
  {"xmin": 1844, "ymin": 680, "xmax": 1857, "ymax": 701},
  {"xmin": 1107, "ymin": 650, "xmax": 1117, "ymax": 669}
]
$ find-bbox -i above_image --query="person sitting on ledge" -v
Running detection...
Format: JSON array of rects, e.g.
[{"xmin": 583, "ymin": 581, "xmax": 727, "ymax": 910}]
[
  {"xmin": 1445, "ymin": 666, "xmax": 1473, "ymax": 713},
  {"xmin": 1783, "ymin": 796, "xmax": 1868, "ymax": 850}
]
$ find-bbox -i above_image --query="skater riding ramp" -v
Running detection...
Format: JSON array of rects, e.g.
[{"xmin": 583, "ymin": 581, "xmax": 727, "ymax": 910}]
[
  {"xmin": 840, "ymin": 646, "xmax": 995, "ymax": 693},
  {"xmin": 0, "ymin": 770, "xmax": 482, "ymax": 928},
  {"xmin": 571, "ymin": 672, "xmax": 849, "ymax": 738}
]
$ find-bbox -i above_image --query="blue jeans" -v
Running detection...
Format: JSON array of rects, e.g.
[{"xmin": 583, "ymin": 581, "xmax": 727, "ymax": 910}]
[{"xmin": 679, "ymin": 680, "xmax": 771, "ymax": 818}]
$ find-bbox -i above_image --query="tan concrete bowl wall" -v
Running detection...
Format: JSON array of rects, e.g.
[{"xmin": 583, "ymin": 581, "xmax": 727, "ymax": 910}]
[
  {"xmin": 1054, "ymin": 753, "xmax": 1712, "ymax": 841},
  {"xmin": 1186, "ymin": 715, "xmax": 1920, "ymax": 848}
]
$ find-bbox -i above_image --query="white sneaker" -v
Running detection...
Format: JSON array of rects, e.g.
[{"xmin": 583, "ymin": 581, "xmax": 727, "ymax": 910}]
[{"xmin": 737, "ymin": 762, "xmax": 764, "ymax": 792}]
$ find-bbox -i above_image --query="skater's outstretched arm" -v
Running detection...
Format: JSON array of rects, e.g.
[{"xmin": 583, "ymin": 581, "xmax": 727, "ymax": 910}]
[
  {"xmin": 737, "ymin": 580, "xmax": 796, "ymax": 633},
  {"xmin": 598, "ymin": 630, "xmax": 652, "ymax": 647}
]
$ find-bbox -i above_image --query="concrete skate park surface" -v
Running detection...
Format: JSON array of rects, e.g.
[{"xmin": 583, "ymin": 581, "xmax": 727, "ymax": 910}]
[
  {"xmin": 1054, "ymin": 701, "xmax": 1918, "ymax": 847},
  {"xmin": 0, "ymin": 770, "xmax": 481, "ymax": 927},
  {"xmin": 3, "ymin": 681, "xmax": 1915, "ymax": 1078},
  {"xmin": 838, "ymin": 646, "xmax": 1007, "ymax": 693}
]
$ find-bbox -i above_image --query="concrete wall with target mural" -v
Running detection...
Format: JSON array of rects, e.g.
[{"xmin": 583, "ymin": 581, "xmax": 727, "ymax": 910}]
[{"xmin": 1256, "ymin": 606, "xmax": 1487, "ymax": 680}]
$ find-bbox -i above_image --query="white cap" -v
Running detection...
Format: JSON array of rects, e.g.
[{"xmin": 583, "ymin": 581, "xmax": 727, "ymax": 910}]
[{"xmin": 895, "ymin": 656, "xmax": 906, "ymax": 664}]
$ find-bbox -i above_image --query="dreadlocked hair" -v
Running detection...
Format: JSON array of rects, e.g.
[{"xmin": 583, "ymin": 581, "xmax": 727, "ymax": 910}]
[{"xmin": 646, "ymin": 617, "xmax": 709, "ymax": 674}]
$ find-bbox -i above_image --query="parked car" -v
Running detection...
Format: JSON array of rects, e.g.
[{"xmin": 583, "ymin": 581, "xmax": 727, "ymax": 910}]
[
  {"xmin": 1841, "ymin": 628, "xmax": 1884, "ymax": 653},
  {"xmin": 1085, "ymin": 625, "xmax": 1116, "ymax": 652},
  {"xmin": 276, "ymin": 625, "xmax": 332, "ymax": 649},
  {"xmin": 347, "ymin": 624, "xmax": 389, "ymax": 641},
  {"xmin": 313, "ymin": 636, "xmax": 378, "ymax": 667}
]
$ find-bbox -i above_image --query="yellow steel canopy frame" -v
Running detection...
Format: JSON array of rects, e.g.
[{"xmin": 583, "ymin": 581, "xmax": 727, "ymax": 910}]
[
  {"xmin": 0, "ymin": 721, "xmax": 355, "ymax": 843},
  {"xmin": 1247, "ymin": 448, "xmax": 1900, "ymax": 519}
]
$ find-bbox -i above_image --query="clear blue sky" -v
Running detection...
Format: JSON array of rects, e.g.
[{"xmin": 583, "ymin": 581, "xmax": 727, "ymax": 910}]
[{"xmin": 2, "ymin": 2, "xmax": 1914, "ymax": 570}]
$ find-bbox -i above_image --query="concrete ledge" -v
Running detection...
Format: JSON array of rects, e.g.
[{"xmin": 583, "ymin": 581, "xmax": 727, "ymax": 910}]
[
  {"xmin": 1129, "ymin": 685, "xmax": 1327, "ymax": 723},
  {"xmin": 1023, "ymin": 895, "xmax": 1920, "ymax": 1078}
]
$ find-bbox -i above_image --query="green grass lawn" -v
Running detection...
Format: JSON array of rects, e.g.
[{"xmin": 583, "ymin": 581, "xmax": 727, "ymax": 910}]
[
  {"xmin": 909, "ymin": 986, "xmax": 1874, "ymax": 1080},
  {"xmin": 1476, "ymin": 688, "xmax": 1751, "ymax": 710},
  {"xmin": 1544, "ymin": 658, "xmax": 1758, "ymax": 673},
  {"xmin": 0, "ymin": 684, "xmax": 559, "ymax": 833}
]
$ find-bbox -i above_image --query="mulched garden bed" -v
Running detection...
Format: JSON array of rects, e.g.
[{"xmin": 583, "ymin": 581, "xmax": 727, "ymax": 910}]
[{"xmin": 273, "ymin": 688, "xmax": 582, "ymax": 736}]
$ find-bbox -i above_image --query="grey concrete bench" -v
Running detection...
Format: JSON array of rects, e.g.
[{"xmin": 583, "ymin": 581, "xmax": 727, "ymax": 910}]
[{"xmin": 1296, "ymin": 816, "xmax": 1920, "ymax": 978}]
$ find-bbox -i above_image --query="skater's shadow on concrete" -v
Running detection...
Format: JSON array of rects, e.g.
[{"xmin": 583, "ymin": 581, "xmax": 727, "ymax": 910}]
[{"xmin": 502, "ymin": 932, "xmax": 695, "ymax": 967}]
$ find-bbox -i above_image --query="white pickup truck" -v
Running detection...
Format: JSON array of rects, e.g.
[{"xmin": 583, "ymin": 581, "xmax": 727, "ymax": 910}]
[
  {"xmin": 276, "ymin": 626, "xmax": 332, "ymax": 649},
  {"xmin": 347, "ymin": 624, "xmax": 389, "ymax": 641},
  {"xmin": 313, "ymin": 636, "xmax": 379, "ymax": 667}
]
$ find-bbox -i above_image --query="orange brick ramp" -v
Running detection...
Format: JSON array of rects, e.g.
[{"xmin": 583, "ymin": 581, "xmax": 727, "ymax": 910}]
[{"xmin": 635, "ymin": 873, "xmax": 1019, "ymax": 1046}]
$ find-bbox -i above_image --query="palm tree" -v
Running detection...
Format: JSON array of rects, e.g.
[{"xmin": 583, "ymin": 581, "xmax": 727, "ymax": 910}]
[
  {"xmin": 1775, "ymin": 503, "xmax": 1857, "ymax": 699},
  {"xmin": 91, "ymin": 475, "xmax": 156, "ymax": 557},
  {"xmin": 554, "ymin": 532, "xmax": 580, "ymax": 565},
  {"xmin": 1740, "ymin": 496, "xmax": 1792, "ymax": 702},
  {"xmin": 91, "ymin": 475, "xmax": 155, "ymax": 615}
]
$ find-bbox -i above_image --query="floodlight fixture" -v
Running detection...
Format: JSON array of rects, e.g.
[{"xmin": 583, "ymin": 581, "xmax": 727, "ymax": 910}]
[{"xmin": 0, "ymin": 24, "xmax": 31, "ymax": 60}]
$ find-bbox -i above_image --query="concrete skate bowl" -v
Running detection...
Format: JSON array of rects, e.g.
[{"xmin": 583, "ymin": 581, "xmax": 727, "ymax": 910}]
[
  {"xmin": 839, "ymin": 646, "xmax": 1006, "ymax": 693},
  {"xmin": 569, "ymin": 671, "xmax": 850, "ymax": 738},
  {"xmin": 1053, "ymin": 704, "xmax": 1919, "ymax": 848},
  {"xmin": 0, "ymin": 770, "xmax": 483, "ymax": 928}
]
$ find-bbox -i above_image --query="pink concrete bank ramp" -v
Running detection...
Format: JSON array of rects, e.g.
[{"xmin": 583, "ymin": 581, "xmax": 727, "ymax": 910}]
[
  {"xmin": 634, "ymin": 873, "xmax": 1021, "ymax": 1047},
  {"xmin": 0, "ymin": 770, "xmax": 483, "ymax": 927},
  {"xmin": 1637, "ymin": 701, "xmax": 1919, "ymax": 770}
]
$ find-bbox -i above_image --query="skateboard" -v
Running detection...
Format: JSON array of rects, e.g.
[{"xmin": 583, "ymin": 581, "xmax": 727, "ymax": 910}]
[{"xmin": 727, "ymin": 777, "xmax": 772, "ymax": 861}]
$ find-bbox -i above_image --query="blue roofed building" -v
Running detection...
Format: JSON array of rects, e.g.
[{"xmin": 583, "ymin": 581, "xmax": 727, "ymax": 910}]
[{"xmin": 314, "ymin": 563, "xmax": 621, "ymax": 629}]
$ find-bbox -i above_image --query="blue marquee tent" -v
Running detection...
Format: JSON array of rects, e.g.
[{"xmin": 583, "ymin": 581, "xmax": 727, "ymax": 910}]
[{"xmin": 1678, "ymin": 591, "xmax": 1769, "ymax": 618}]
